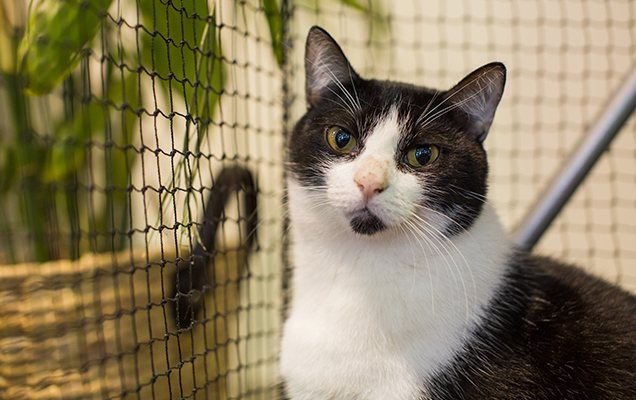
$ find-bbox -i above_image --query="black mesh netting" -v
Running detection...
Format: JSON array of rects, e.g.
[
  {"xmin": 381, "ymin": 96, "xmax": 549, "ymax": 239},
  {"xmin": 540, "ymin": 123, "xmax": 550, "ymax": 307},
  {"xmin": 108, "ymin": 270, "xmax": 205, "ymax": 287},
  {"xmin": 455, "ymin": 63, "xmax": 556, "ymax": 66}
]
[
  {"xmin": 1, "ymin": 0, "xmax": 284, "ymax": 398},
  {"xmin": 1, "ymin": 0, "xmax": 636, "ymax": 398}
]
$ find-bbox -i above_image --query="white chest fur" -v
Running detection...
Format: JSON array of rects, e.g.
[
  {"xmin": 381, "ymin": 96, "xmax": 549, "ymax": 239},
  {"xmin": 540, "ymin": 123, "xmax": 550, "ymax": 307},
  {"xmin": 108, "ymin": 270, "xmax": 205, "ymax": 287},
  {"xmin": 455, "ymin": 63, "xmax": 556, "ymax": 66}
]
[{"xmin": 280, "ymin": 181, "xmax": 512, "ymax": 400}]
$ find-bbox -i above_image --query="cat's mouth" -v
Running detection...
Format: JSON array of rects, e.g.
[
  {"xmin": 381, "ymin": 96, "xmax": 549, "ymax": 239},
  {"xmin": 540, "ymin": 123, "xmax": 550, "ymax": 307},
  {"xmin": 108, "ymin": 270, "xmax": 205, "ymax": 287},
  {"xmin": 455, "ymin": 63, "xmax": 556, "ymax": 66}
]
[{"xmin": 349, "ymin": 208, "xmax": 386, "ymax": 235}]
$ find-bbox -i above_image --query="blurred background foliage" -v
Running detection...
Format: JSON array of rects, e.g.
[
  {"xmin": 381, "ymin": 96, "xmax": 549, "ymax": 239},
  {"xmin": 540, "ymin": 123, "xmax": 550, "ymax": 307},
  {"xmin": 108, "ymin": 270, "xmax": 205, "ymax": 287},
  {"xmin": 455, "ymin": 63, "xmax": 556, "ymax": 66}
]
[{"xmin": 0, "ymin": 0, "xmax": 383, "ymax": 264}]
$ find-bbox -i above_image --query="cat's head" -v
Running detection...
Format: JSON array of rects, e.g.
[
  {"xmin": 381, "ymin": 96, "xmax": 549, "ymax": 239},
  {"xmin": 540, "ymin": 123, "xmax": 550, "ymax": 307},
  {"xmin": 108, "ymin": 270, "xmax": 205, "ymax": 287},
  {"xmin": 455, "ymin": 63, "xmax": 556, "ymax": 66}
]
[{"xmin": 288, "ymin": 26, "xmax": 506, "ymax": 238}]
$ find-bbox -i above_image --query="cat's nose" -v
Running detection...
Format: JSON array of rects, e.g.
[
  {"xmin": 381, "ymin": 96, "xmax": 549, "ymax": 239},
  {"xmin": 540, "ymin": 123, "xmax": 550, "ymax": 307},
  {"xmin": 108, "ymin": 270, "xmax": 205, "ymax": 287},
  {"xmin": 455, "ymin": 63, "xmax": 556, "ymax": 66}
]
[
  {"xmin": 356, "ymin": 179, "xmax": 386, "ymax": 200},
  {"xmin": 354, "ymin": 157, "xmax": 389, "ymax": 201}
]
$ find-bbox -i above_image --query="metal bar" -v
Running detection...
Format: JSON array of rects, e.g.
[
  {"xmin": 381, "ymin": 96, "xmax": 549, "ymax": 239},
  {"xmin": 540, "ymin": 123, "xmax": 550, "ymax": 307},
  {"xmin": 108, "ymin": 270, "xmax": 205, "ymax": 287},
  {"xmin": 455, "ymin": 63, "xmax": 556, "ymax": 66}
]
[{"xmin": 512, "ymin": 64, "xmax": 636, "ymax": 251}]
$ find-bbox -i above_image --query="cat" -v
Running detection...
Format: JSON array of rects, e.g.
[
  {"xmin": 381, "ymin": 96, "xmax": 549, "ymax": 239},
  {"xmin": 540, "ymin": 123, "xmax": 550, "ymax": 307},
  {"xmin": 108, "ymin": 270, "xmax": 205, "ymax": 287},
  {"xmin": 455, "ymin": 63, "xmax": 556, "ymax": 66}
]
[{"xmin": 279, "ymin": 26, "xmax": 636, "ymax": 400}]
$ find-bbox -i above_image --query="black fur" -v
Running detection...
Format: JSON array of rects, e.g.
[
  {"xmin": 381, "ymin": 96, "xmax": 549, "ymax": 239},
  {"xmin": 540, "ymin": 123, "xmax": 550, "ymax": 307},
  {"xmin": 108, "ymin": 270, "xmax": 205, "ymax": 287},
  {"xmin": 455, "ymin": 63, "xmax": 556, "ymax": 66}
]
[
  {"xmin": 427, "ymin": 253, "xmax": 636, "ymax": 399},
  {"xmin": 350, "ymin": 208, "xmax": 386, "ymax": 235}
]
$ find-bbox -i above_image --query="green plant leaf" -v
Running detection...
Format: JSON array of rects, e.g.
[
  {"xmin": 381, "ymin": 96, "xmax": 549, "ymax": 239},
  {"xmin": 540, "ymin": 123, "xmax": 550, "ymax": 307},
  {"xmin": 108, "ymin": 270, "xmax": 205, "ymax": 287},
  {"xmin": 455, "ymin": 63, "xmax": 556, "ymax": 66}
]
[
  {"xmin": 190, "ymin": 5, "xmax": 224, "ymax": 149},
  {"xmin": 17, "ymin": 0, "xmax": 113, "ymax": 96},
  {"xmin": 0, "ymin": 145, "xmax": 17, "ymax": 194},
  {"xmin": 107, "ymin": 70, "xmax": 140, "ymax": 229},
  {"xmin": 42, "ymin": 101, "xmax": 104, "ymax": 183},
  {"xmin": 139, "ymin": 0, "xmax": 224, "ymax": 124},
  {"xmin": 140, "ymin": 0, "xmax": 225, "ymax": 235},
  {"xmin": 171, "ymin": 12, "xmax": 226, "ymax": 221},
  {"xmin": 341, "ymin": 0, "xmax": 367, "ymax": 12},
  {"xmin": 0, "ymin": 0, "xmax": 17, "ymax": 74},
  {"xmin": 140, "ymin": 0, "xmax": 209, "ymax": 99},
  {"xmin": 261, "ymin": 0, "xmax": 284, "ymax": 66}
]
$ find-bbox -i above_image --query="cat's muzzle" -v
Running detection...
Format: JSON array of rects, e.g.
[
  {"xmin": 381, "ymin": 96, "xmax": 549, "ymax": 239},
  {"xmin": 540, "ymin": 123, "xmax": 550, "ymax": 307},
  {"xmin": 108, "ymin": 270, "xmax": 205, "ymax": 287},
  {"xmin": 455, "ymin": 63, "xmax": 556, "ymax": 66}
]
[{"xmin": 349, "ymin": 208, "xmax": 386, "ymax": 235}]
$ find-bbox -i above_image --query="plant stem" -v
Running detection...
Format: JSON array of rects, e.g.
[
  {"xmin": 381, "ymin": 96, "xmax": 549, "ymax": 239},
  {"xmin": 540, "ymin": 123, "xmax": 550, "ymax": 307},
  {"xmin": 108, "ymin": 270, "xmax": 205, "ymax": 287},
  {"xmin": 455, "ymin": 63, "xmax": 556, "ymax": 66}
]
[{"xmin": 7, "ymin": 71, "xmax": 49, "ymax": 262}]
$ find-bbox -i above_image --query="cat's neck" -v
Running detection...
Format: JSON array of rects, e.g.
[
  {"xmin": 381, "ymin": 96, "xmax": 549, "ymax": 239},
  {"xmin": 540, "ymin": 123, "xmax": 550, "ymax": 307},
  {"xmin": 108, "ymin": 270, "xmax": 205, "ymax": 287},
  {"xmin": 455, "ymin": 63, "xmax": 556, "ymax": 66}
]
[
  {"xmin": 283, "ymin": 179, "xmax": 514, "ymax": 399},
  {"xmin": 288, "ymin": 178, "xmax": 513, "ymax": 295}
]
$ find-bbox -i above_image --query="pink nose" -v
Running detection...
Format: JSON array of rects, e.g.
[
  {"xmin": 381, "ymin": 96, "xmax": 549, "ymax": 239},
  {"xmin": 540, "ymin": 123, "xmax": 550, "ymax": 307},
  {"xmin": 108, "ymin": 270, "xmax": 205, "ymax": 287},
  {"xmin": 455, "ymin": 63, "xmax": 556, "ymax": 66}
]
[
  {"xmin": 355, "ymin": 178, "xmax": 386, "ymax": 199},
  {"xmin": 353, "ymin": 158, "xmax": 389, "ymax": 201}
]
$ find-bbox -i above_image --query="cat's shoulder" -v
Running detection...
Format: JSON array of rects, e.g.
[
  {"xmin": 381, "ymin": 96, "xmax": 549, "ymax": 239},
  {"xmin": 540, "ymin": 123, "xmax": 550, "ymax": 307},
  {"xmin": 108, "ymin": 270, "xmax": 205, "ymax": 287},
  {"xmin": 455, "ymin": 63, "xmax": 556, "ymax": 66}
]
[
  {"xmin": 428, "ymin": 252, "xmax": 636, "ymax": 399},
  {"xmin": 503, "ymin": 251, "xmax": 636, "ymax": 342},
  {"xmin": 515, "ymin": 251, "xmax": 636, "ymax": 315}
]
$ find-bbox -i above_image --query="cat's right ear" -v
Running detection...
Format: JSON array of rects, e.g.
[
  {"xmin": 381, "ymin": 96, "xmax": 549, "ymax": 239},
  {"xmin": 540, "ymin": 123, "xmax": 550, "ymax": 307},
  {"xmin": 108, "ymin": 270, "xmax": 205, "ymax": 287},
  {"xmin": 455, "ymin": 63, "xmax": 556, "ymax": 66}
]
[
  {"xmin": 305, "ymin": 26, "xmax": 360, "ymax": 110},
  {"xmin": 445, "ymin": 62, "xmax": 506, "ymax": 143}
]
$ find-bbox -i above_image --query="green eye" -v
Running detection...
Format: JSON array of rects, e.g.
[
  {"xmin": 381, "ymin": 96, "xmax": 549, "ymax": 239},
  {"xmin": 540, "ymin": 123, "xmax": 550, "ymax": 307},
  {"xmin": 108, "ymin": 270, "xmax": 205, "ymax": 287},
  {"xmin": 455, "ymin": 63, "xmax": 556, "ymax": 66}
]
[
  {"xmin": 327, "ymin": 126, "xmax": 357, "ymax": 153},
  {"xmin": 404, "ymin": 145, "xmax": 440, "ymax": 167}
]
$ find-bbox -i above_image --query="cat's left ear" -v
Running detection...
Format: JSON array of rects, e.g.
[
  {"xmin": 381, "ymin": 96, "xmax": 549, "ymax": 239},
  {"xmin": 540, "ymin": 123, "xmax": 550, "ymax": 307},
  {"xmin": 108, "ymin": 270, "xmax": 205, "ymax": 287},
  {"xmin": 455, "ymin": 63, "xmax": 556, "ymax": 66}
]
[
  {"xmin": 445, "ymin": 62, "xmax": 506, "ymax": 142},
  {"xmin": 304, "ymin": 26, "xmax": 361, "ymax": 110}
]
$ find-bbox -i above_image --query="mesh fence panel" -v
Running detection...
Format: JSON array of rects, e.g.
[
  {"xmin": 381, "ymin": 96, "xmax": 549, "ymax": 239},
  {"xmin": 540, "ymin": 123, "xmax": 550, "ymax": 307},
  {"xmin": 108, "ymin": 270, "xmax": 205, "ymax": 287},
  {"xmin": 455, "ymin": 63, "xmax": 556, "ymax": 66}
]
[
  {"xmin": 1, "ymin": 0, "xmax": 283, "ymax": 398},
  {"xmin": 1, "ymin": 0, "xmax": 636, "ymax": 399}
]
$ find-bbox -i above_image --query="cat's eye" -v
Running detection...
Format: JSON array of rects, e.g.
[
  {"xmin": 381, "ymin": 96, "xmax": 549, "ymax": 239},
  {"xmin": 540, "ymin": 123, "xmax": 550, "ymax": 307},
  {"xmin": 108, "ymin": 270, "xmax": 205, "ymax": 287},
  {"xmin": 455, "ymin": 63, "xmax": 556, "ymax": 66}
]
[
  {"xmin": 404, "ymin": 145, "xmax": 440, "ymax": 167},
  {"xmin": 327, "ymin": 126, "xmax": 357, "ymax": 154}
]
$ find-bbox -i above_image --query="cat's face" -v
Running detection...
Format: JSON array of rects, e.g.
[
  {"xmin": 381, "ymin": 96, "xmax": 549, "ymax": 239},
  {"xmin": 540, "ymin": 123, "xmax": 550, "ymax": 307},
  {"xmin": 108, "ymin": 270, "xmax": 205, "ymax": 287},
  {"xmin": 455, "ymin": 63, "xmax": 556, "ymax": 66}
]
[{"xmin": 288, "ymin": 27, "xmax": 506, "ymax": 238}]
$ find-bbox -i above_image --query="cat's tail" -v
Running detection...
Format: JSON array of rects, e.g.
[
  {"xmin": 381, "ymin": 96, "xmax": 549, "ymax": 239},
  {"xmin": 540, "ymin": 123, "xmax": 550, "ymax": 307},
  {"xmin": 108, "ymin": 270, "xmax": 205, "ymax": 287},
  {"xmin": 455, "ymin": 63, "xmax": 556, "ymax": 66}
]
[{"xmin": 169, "ymin": 166, "xmax": 258, "ymax": 330}]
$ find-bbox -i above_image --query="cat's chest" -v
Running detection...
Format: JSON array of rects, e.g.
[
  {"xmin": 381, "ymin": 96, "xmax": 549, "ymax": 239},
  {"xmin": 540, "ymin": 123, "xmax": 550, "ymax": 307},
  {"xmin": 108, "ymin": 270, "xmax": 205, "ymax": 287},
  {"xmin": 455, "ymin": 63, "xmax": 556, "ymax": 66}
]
[
  {"xmin": 281, "ymin": 310, "xmax": 423, "ymax": 400},
  {"xmin": 280, "ymin": 191, "xmax": 512, "ymax": 399},
  {"xmin": 280, "ymin": 275, "xmax": 436, "ymax": 400},
  {"xmin": 281, "ymin": 240, "xmax": 492, "ymax": 400}
]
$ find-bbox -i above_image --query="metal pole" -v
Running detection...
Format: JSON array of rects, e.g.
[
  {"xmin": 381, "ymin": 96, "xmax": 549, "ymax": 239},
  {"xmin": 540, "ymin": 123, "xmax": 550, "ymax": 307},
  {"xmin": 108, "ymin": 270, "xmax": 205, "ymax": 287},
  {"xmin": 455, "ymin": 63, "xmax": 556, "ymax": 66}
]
[{"xmin": 512, "ymin": 64, "xmax": 636, "ymax": 251}]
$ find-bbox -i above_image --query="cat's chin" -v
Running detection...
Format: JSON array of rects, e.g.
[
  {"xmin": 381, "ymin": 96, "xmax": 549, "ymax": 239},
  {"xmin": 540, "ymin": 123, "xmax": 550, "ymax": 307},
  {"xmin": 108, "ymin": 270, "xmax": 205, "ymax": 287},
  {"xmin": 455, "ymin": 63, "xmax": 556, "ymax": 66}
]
[{"xmin": 349, "ymin": 208, "xmax": 386, "ymax": 235}]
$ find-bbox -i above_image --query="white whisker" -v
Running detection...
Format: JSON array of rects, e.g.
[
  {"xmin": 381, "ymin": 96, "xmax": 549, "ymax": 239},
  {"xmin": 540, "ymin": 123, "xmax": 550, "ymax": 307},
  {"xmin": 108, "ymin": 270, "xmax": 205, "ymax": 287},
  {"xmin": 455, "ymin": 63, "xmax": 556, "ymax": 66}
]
[
  {"xmin": 415, "ymin": 72, "xmax": 499, "ymax": 130},
  {"xmin": 404, "ymin": 217, "xmax": 467, "ymax": 319},
  {"xmin": 310, "ymin": 56, "xmax": 362, "ymax": 115}
]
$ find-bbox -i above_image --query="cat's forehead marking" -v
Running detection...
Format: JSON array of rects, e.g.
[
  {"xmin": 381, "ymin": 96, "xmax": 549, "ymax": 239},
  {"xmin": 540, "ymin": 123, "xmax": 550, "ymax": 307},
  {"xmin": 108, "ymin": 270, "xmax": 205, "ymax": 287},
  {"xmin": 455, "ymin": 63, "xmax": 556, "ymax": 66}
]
[{"xmin": 361, "ymin": 106, "xmax": 402, "ymax": 160}]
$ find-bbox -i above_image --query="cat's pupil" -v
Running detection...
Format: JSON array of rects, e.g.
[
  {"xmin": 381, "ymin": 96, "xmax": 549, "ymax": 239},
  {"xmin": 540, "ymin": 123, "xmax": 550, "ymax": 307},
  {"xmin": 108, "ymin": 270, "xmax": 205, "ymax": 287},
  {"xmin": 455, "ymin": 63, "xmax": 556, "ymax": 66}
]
[
  {"xmin": 335, "ymin": 130, "xmax": 351, "ymax": 149},
  {"xmin": 415, "ymin": 147, "xmax": 432, "ymax": 165}
]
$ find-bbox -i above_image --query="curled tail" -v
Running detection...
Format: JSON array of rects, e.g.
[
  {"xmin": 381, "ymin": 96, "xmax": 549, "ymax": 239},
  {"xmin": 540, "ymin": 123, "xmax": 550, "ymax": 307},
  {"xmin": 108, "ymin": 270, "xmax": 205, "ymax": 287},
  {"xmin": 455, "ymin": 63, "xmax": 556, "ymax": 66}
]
[{"xmin": 171, "ymin": 166, "xmax": 257, "ymax": 329}]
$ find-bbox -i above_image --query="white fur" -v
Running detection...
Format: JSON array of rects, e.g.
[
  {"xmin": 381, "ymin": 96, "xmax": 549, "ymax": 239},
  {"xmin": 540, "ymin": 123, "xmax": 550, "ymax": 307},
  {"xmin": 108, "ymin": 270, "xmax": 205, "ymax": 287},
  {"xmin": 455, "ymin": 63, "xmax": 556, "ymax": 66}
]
[{"xmin": 280, "ymin": 110, "xmax": 513, "ymax": 399}]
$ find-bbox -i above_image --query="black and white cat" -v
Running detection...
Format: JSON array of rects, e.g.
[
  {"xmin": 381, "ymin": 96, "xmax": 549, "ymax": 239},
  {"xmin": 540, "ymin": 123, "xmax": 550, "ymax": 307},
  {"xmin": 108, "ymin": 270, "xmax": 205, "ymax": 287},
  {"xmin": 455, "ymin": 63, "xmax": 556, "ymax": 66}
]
[{"xmin": 280, "ymin": 26, "xmax": 636, "ymax": 399}]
